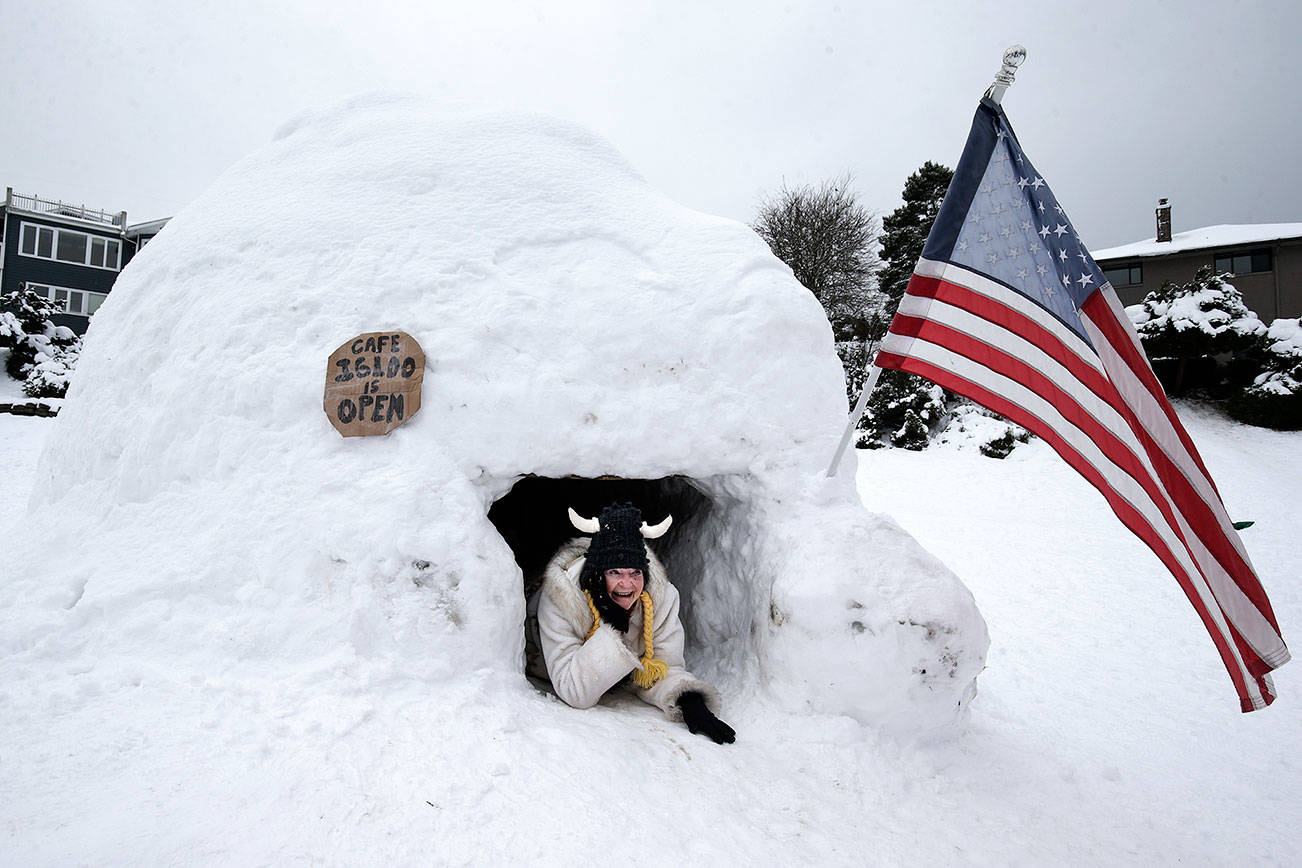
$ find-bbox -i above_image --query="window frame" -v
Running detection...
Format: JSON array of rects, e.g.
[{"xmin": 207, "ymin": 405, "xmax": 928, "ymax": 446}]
[
  {"xmin": 17, "ymin": 220, "xmax": 122, "ymax": 271},
  {"xmin": 26, "ymin": 282, "xmax": 108, "ymax": 317},
  {"xmin": 1213, "ymin": 248, "xmax": 1273, "ymax": 276},
  {"xmin": 1103, "ymin": 263, "xmax": 1143, "ymax": 288}
]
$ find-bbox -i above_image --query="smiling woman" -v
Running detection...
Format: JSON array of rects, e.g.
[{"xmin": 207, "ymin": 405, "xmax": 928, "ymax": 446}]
[{"xmin": 526, "ymin": 501, "xmax": 737, "ymax": 744}]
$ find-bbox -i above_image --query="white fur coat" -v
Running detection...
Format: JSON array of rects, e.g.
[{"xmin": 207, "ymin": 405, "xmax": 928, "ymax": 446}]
[{"xmin": 527, "ymin": 538, "xmax": 721, "ymax": 721}]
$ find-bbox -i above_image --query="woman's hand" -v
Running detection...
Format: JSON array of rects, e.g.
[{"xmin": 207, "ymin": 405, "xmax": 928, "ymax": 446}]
[{"xmin": 677, "ymin": 691, "xmax": 736, "ymax": 744}]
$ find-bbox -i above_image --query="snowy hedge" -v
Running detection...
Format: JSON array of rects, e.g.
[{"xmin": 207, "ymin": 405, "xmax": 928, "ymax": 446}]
[
  {"xmin": 0, "ymin": 286, "xmax": 81, "ymax": 398},
  {"xmin": 1226, "ymin": 317, "xmax": 1302, "ymax": 430}
]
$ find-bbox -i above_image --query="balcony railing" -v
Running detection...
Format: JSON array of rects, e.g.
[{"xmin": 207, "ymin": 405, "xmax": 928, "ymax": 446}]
[{"xmin": 5, "ymin": 187, "xmax": 126, "ymax": 228}]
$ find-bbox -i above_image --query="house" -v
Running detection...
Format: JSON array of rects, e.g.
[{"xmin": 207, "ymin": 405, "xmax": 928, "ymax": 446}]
[
  {"xmin": 1092, "ymin": 199, "xmax": 1302, "ymax": 322},
  {"xmin": 1, "ymin": 188, "xmax": 170, "ymax": 335}
]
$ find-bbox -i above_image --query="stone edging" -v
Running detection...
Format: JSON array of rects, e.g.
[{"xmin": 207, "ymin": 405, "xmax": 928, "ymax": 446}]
[{"xmin": 0, "ymin": 402, "xmax": 59, "ymax": 417}]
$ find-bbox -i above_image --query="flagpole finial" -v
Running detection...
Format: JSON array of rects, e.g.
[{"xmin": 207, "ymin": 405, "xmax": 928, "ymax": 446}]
[{"xmin": 985, "ymin": 44, "xmax": 1027, "ymax": 105}]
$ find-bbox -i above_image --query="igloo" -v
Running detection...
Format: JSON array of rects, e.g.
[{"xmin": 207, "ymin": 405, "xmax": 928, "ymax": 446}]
[{"xmin": 18, "ymin": 94, "xmax": 986, "ymax": 735}]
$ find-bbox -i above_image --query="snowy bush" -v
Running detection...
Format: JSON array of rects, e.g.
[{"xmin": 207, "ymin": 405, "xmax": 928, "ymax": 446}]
[
  {"xmin": 936, "ymin": 403, "xmax": 1031, "ymax": 458},
  {"xmin": 1126, "ymin": 266, "xmax": 1265, "ymax": 395},
  {"xmin": 863, "ymin": 369, "xmax": 949, "ymax": 450},
  {"xmin": 23, "ymin": 342, "xmax": 81, "ymax": 398},
  {"xmin": 0, "ymin": 285, "xmax": 81, "ymax": 396},
  {"xmin": 1227, "ymin": 317, "xmax": 1302, "ymax": 430}
]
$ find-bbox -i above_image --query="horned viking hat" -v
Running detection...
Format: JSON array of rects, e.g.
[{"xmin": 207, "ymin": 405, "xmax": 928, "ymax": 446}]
[{"xmin": 568, "ymin": 502, "xmax": 672, "ymax": 575}]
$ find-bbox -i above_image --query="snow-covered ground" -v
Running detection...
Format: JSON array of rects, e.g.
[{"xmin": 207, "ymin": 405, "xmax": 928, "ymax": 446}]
[{"xmin": 2, "ymin": 400, "xmax": 1296, "ymax": 865}]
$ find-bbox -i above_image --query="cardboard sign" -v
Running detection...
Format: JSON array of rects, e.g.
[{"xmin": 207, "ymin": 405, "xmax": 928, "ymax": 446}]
[{"xmin": 324, "ymin": 331, "xmax": 425, "ymax": 436}]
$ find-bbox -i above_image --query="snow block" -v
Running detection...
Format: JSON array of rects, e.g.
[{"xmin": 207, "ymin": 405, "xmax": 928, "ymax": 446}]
[{"xmin": 12, "ymin": 94, "xmax": 986, "ymax": 736}]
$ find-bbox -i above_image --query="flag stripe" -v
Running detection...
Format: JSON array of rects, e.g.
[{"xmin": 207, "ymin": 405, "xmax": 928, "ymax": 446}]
[
  {"xmin": 1080, "ymin": 288, "xmax": 1218, "ymax": 490},
  {"xmin": 875, "ymin": 345, "xmax": 1265, "ymax": 709},
  {"xmin": 888, "ymin": 270, "xmax": 1288, "ymax": 673},
  {"xmin": 874, "ymin": 98, "xmax": 1287, "ymax": 711}
]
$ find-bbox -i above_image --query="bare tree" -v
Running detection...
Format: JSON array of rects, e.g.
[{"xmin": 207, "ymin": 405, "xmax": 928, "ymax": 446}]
[{"xmin": 752, "ymin": 175, "xmax": 882, "ymax": 340}]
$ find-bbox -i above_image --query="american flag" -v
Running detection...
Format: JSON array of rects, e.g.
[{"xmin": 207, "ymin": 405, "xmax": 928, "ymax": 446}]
[{"xmin": 876, "ymin": 99, "xmax": 1290, "ymax": 711}]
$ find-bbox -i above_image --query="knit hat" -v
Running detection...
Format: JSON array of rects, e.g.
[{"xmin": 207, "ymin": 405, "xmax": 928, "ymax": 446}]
[{"xmin": 582, "ymin": 502, "xmax": 650, "ymax": 575}]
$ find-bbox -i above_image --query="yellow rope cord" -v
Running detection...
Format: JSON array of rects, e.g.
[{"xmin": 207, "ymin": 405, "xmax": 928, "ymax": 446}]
[
  {"xmin": 582, "ymin": 588, "xmax": 668, "ymax": 689},
  {"xmin": 633, "ymin": 590, "xmax": 669, "ymax": 689},
  {"xmin": 584, "ymin": 590, "xmax": 601, "ymax": 640}
]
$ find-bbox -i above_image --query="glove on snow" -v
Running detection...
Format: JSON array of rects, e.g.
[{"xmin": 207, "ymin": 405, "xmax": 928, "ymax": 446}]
[
  {"xmin": 677, "ymin": 691, "xmax": 736, "ymax": 744},
  {"xmin": 581, "ymin": 565, "xmax": 631, "ymax": 633}
]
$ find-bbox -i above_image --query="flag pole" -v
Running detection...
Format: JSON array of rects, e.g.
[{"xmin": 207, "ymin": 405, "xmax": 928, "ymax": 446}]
[{"xmin": 824, "ymin": 44, "xmax": 1028, "ymax": 478}]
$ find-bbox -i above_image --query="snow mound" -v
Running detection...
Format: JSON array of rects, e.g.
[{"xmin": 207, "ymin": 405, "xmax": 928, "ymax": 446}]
[{"xmin": 7, "ymin": 94, "xmax": 985, "ymax": 736}]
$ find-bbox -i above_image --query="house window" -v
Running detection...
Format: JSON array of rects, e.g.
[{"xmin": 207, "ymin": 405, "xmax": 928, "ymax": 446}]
[
  {"xmin": 18, "ymin": 221, "xmax": 121, "ymax": 270},
  {"xmin": 1214, "ymin": 249, "xmax": 1272, "ymax": 275},
  {"xmin": 1103, "ymin": 264, "xmax": 1143, "ymax": 287},
  {"xmin": 27, "ymin": 282, "xmax": 108, "ymax": 317}
]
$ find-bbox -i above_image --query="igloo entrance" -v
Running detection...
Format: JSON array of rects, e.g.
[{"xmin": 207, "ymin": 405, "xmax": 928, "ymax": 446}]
[
  {"xmin": 488, "ymin": 474, "xmax": 711, "ymax": 591},
  {"xmin": 488, "ymin": 473, "xmax": 756, "ymax": 682}
]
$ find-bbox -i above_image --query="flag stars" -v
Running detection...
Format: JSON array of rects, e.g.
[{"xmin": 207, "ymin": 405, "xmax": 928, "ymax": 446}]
[
  {"xmin": 1017, "ymin": 267, "xmax": 1028, "ymax": 280},
  {"xmin": 999, "ymin": 225, "xmax": 1012, "ymax": 237},
  {"xmin": 957, "ymin": 239, "xmax": 969, "ymax": 252},
  {"xmin": 1054, "ymin": 224, "xmax": 1069, "ymax": 237},
  {"xmin": 978, "ymin": 232, "xmax": 991, "ymax": 244},
  {"xmin": 1031, "ymin": 177, "xmax": 1046, "ymax": 189},
  {"xmin": 1061, "ymin": 274, "xmax": 1071, "ymax": 287},
  {"xmin": 1036, "ymin": 264, "xmax": 1048, "ymax": 276},
  {"xmin": 1017, "ymin": 177, "xmax": 1030, "ymax": 189},
  {"xmin": 987, "ymin": 252, "xmax": 1000, "ymax": 264},
  {"xmin": 1039, "ymin": 225, "xmax": 1051, "ymax": 239},
  {"xmin": 1007, "ymin": 247, "xmax": 1022, "ymax": 259},
  {"xmin": 1077, "ymin": 273, "xmax": 1095, "ymax": 289},
  {"xmin": 1058, "ymin": 249, "xmax": 1069, "ymax": 262},
  {"xmin": 1021, "ymin": 220, "xmax": 1032, "ymax": 232}
]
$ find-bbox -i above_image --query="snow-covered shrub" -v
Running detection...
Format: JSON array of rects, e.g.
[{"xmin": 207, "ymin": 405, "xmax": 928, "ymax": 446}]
[
  {"xmin": 0, "ymin": 286, "xmax": 81, "ymax": 395},
  {"xmin": 23, "ymin": 342, "xmax": 81, "ymax": 398},
  {"xmin": 1126, "ymin": 266, "xmax": 1265, "ymax": 395},
  {"xmin": 936, "ymin": 403, "xmax": 1031, "ymax": 458},
  {"xmin": 863, "ymin": 369, "xmax": 949, "ymax": 450},
  {"xmin": 1227, "ymin": 317, "xmax": 1302, "ymax": 430}
]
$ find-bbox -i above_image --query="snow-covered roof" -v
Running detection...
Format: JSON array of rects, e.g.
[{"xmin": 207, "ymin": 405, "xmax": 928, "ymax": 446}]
[
  {"xmin": 1091, "ymin": 223, "xmax": 1302, "ymax": 261},
  {"xmin": 125, "ymin": 216, "xmax": 170, "ymax": 236}
]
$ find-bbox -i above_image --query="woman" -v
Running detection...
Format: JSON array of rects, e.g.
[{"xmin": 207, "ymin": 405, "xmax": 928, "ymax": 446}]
[{"xmin": 529, "ymin": 502, "xmax": 735, "ymax": 744}]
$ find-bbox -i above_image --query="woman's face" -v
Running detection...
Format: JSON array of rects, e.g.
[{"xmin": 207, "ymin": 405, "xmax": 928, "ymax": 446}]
[{"xmin": 604, "ymin": 568, "xmax": 645, "ymax": 610}]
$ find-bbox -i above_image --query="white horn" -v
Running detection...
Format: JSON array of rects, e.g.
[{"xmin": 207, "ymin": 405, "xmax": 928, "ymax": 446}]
[
  {"xmin": 640, "ymin": 515, "xmax": 673, "ymax": 539},
  {"xmin": 568, "ymin": 507, "xmax": 600, "ymax": 534}
]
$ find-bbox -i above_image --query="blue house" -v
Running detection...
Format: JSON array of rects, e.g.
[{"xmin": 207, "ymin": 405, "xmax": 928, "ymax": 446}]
[{"xmin": 1, "ymin": 188, "xmax": 168, "ymax": 335}]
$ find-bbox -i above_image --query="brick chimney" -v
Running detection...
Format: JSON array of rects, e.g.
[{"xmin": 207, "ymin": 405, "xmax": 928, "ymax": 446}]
[{"xmin": 1155, "ymin": 198, "xmax": 1172, "ymax": 243}]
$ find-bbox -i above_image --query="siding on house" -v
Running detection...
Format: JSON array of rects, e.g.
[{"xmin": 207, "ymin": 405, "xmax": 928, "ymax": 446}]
[
  {"xmin": 1093, "ymin": 224, "xmax": 1302, "ymax": 322},
  {"xmin": 1, "ymin": 189, "xmax": 169, "ymax": 336}
]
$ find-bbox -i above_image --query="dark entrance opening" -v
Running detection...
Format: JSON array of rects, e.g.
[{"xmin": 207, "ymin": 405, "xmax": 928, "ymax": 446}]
[{"xmin": 487, "ymin": 475, "xmax": 711, "ymax": 592}]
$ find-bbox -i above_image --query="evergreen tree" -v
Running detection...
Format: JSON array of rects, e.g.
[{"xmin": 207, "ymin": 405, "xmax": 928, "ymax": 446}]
[
  {"xmin": 878, "ymin": 161, "xmax": 954, "ymax": 310},
  {"xmin": 0, "ymin": 285, "xmax": 82, "ymax": 397},
  {"xmin": 856, "ymin": 161, "xmax": 959, "ymax": 448},
  {"xmin": 1127, "ymin": 265, "xmax": 1265, "ymax": 395},
  {"xmin": 1226, "ymin": 317, "xmax": 1302, "ymax": 430}
]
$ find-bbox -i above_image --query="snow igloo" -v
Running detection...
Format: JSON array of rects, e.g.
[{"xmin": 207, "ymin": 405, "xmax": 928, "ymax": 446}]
[{"xmin": 21, "ymin": 94, "xmax": 986, "ymax": 735}]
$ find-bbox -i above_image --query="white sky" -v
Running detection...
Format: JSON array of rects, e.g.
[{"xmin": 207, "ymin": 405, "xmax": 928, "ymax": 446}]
[{"xmin": 6, "ymin": 0, "xmax": 1300, "ymax": 249}]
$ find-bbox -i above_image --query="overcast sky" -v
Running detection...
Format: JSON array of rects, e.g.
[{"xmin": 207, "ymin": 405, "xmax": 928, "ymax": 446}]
[{"xmin": 6, "ymin": 0, "xmax": 1300, "ymax": 250}]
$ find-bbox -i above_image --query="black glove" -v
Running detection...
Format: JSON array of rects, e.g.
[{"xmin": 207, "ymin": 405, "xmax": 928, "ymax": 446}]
[
  {"xmin": 677, "ymin": 691, "xmax": 736, "ymax": 744},
  {"xmin": 581, "ymin": 567, "xmax": 630, "ymax": 633}
]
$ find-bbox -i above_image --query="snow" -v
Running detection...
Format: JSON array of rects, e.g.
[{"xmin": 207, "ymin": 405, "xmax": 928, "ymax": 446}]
[
  {"xmin": 2, "ymin": 402, "xmax": 1297, "ymax": 863},
  {"xmin": 2, "ymin": 96, "xmax": 1296, "ymax": 863},
  {"xmin": 1266, "ymin": 317, "xmax": 1302, "ymax": 357},
  {"xmin": 1125, "ymin": 274, "xmax": 1265, "ymax": 340},
  {"xmin": 1091, "ymin": 223, "xmax": 1302, "ymax": 261}
]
